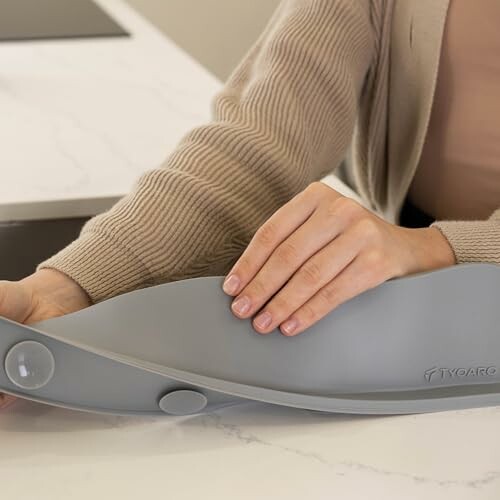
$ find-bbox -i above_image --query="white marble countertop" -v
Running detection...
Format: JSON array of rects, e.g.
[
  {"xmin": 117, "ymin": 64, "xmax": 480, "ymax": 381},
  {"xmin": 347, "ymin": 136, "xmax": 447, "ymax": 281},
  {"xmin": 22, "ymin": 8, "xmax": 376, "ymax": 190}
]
[
  {"xmin": 0, "ymin": 0, "xmax": 221, "ymax": 222},
  {"xmin": 1, "ymin": 2, "xmax": 500, "ymax": 499},
  {"xmin": 1, "ymin": 398, "xmax": 500, "ymax": 500}
]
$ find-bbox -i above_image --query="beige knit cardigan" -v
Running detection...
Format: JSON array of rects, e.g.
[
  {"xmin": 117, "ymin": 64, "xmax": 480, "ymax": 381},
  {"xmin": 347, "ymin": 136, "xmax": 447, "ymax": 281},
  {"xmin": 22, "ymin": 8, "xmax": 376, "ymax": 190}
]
[{"xmin": 39, "ymin": 0, "xmax": 500, "ymax": 303}]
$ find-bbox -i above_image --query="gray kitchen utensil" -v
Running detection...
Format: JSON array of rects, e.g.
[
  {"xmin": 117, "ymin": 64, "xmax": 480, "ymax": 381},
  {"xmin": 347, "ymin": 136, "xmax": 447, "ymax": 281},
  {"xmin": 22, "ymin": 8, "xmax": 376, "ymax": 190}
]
[{"xmin": 1, "ymin": 262, "xmax": 499, "ymax": 416}]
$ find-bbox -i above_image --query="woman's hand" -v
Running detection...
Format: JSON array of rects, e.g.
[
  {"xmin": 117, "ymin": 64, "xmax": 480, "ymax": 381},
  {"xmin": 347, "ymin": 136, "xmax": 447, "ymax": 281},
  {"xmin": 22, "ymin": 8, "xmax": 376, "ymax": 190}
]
[
  {"xmin": 0, "ymin": 269, "xmax": 91, "ymax": 409},
  {"xmin": 222, "ymin": 182, "xmax": 456, "ymax": 336}
]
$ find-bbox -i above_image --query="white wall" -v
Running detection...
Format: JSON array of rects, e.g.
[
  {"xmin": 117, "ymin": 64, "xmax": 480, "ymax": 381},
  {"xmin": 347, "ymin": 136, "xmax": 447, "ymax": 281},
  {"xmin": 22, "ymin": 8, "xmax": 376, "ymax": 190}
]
[{"xmin": 126, "ymin": 0, "xmax": 281, "ymax": 81}]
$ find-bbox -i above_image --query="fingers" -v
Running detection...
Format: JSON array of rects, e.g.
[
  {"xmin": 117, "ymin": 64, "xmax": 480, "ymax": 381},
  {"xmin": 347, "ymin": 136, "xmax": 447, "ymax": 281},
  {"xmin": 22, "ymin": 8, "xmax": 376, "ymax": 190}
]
[
  {"xmin": 279, "ymin": 248, "xmax": 395, "ymax": 336},
  {"xmin": 229, "ymin": 207, "xmax": 347, "ymax": 320},
  {"xmin": 251, "ymin": 222, "xmax": 366, "ymax": 333},
  {"xmin": 222, "ymin": 182, "xmax": 334, "ymax": 296},
  {"xmin": 227, "ymin": 195, "xmax": 365, "ymax": 321}
]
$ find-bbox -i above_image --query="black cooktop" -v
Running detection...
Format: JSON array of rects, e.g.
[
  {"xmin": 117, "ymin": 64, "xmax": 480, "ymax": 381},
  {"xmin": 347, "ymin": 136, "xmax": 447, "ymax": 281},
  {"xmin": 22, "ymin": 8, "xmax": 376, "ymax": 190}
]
[{"xmin": 0, "ymin": 0, "xmax": 129, "ymax": 41}]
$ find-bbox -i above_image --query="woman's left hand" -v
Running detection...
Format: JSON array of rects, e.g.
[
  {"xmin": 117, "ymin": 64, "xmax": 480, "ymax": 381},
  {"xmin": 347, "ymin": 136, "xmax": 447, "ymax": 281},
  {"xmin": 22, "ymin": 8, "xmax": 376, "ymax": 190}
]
[{"xmin": 222, "ymin": 182, "xmax": 456, "ymax": 336}]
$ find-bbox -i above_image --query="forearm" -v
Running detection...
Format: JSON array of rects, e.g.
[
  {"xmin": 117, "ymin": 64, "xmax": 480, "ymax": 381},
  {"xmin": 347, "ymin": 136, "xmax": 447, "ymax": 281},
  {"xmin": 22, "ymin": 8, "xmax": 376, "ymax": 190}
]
[{"xmin": 38, "ymin": 0, "xmax": 377, "ymax": 303}]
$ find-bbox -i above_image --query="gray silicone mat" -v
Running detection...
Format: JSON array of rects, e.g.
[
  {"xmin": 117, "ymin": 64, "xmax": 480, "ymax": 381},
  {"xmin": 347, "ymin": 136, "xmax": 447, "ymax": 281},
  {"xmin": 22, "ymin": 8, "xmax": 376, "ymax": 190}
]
[{"xmin": 0, "ymin": 262, "xmax": 499, "ymax": 416}]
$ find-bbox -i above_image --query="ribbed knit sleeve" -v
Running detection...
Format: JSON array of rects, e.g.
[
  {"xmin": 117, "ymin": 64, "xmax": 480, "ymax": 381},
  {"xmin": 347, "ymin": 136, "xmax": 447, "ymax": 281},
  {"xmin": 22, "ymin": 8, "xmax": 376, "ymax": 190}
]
[
  {"xmin": 430, "ymin": 207, "xmax": 500, "ymax": 264},
  {"xmin": 37, "ymin": 0, "xmax": 377, "ymax": 303}
]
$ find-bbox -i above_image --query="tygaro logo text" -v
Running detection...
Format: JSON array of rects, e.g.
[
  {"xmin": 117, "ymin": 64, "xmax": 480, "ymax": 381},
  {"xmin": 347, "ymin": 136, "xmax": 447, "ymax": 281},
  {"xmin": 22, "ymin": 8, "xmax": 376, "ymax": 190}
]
[{"xmin": 424, "ymin": 366, "xmax": 497, "ymax": 383}]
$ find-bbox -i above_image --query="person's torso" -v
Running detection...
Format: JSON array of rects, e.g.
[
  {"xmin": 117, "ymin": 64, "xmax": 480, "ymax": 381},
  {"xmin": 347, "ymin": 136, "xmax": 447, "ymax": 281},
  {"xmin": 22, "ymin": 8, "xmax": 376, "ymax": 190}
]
[{"xmin": 408, "ymin": 0, "xmax": 500, "ymax": 221}]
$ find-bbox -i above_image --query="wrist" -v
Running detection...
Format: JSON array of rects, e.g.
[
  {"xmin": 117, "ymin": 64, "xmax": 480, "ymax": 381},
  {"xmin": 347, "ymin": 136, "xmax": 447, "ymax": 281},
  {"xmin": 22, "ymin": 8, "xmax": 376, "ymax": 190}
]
[
  {"xmin": 416, "ymin": 227, "xmax": 457, "ymax": 271},
  {"xmin": 21, "ymin": 269, "xmax": 91, "ymax": 313},
  {"xmin": 399, "ymin": 226, "xmax": 456, "ymax": 275},
  {"xmin": 427, "ymin": 226, "xmax": 457, "ymax": 266}
]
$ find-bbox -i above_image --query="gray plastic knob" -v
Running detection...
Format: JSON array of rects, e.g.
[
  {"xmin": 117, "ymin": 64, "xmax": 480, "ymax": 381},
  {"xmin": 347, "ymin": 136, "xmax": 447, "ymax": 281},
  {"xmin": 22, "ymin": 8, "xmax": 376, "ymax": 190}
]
[
  {"xmin": 4, "ymin": 340, "xmax": 55, "ymax": 390},
  {"xmin": 158, "ymin": 389, "xmax": 208, "ymax": 415}
]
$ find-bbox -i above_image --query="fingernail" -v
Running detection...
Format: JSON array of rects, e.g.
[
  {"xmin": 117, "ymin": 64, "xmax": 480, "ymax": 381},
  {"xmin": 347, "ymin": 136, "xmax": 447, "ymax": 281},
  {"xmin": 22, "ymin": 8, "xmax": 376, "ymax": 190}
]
[
  {"xmin": 254, "ymin": 311, "xmax": 272, "ymax": 329},
  {"xmin": 232, "ymin": 295, "xmax": 251, "ymax": 315},
  {"xmin": 223, "ymin": 274, "xmax": 240, "ymax": 295},
  {"xmin": 281, "ymin": 318, "xmax": 298, "ymax": 335}
]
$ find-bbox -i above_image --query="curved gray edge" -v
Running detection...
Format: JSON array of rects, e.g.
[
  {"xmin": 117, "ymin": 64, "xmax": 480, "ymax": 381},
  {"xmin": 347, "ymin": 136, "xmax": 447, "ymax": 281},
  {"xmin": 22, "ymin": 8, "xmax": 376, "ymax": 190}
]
[{"xmin": 0, "ymin": 386, "xmax": 241, "ymax": 417}]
